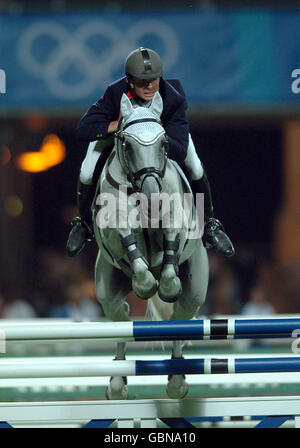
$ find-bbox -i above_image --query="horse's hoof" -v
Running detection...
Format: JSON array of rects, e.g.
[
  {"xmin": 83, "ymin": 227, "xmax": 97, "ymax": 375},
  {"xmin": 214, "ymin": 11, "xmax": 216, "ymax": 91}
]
[
  {"xmin": 166, "ymin": 375, "xmax": 189, "ymax": 399},
  {"xmin": 159, "ymin": 295, "xmax": 179, "ymax": 303},
  {"xmin": 158, "ymin": 291, "xmax": 181, "ymax": 303},
  {"xmin": 133, "ymin": 275, "xmax": 158, "ymax": 300},
  {"xmin": 158, "ymin": 276, "xmax": 182, "ymax": 303},
  {"xmin": 158, "ymin": 283, "xmax": 182, "ymax": 303},
  {"xmin": 106, "ymin": 376, "xmax": 128, "ymax": 400}
]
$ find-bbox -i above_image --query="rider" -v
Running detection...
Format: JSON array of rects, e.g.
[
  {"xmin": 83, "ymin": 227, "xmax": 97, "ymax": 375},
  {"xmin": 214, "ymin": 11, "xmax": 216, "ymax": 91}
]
[{"xmin": 67, "ymin": 47, "xmax": 234, "ymax": 258}]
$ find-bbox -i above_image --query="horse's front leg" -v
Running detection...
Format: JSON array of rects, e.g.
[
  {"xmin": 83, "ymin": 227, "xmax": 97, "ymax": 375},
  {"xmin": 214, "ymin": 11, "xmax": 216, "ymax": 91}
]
[
  {"xmin": 120, "ymin": 231, "xmax": 157, "ymax": 299},
  {"xmin": 159, "ymin": 229, "xmax": 182, "ymax": 302}
]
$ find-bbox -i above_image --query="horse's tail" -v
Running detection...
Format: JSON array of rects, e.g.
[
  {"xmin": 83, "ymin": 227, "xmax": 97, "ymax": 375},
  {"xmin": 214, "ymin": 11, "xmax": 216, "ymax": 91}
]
[
  {"xmin": 143, "ymin": 293, "xmax": 173, "ymax": 352},
  {"xmin": 146, "ymin": 293, "xmax": 196, "ymax": 353},
  {"xmin": 146, "ymin": 293, "xmax": 174, "ymax": 321}
]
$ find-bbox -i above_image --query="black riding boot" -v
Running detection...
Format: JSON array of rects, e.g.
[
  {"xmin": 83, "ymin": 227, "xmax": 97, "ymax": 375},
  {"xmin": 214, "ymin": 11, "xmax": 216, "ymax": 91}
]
[
  {"xmin": 66, "ymin": 180, "xmax": 95, "ymax": 257},
  {"xmin": 191, "ymin": 172, "xmax": 235, "ymax": 258},
  {"xmin": 67, "ymin": 144, "xmax": 114, "ymax": 257}
]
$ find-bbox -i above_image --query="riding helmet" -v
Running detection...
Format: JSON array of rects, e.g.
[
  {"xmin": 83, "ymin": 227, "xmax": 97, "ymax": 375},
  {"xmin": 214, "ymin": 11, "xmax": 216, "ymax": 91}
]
[{"xmin": 125, "ymin": 47, "xmax": 163, "ymax": 79}]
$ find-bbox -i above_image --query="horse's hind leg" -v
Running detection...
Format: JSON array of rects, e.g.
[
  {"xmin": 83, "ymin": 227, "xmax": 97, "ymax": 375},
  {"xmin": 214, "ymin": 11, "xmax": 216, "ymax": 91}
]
[
  {"xmin": 106, "ymin": 340, "xmax": 128, "ymax": 400},
  {"xmin": 95, "ymin": 251, "xmax": 131, "ymax": 399},
  {"xmin": 166, "ymin": 242, "xmax": 209, "ymax": 399},
  {"xmin": 166, "ymin": 340, "xmax": 189, "ymax": 399},
  {"xmin": 95, "ymin": 250, "xmax": 131, "ymax": 322}
]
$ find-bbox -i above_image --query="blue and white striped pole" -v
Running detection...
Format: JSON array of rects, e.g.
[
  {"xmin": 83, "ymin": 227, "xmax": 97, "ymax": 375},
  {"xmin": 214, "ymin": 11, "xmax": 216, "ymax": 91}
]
[
  {"xmin": 0, "ymin": 318, "xmax": 300, "ymax": 341},
  {"xmin": 136, "ymin": 357, "xmax": 300, "ymax": 375},
  {"xmin": 133, "ymin": 319, "xmax": 300, "ymax": 340},
  {"xmin": 0, "ymin": 357, "xmax": 300, "ymax": 378}
]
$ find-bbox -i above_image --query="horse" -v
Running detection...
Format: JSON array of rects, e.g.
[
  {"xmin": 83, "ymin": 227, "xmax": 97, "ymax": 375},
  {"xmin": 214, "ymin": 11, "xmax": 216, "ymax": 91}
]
[{"xmin": 91, "ymin": 91, "xmax": 209, "ymax": 399}]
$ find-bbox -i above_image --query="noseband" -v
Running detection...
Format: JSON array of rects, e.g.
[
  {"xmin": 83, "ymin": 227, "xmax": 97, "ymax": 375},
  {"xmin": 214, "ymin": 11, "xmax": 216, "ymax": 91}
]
[{"xmin": 115, "ymin": 117, "xmax": 169, "ymax": 192}]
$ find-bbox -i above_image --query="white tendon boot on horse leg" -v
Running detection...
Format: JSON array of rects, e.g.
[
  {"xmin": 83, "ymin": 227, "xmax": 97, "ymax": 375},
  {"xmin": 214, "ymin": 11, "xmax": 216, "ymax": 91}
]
[
  {"xmin": 166, "ymin": 340, "xmax": 189, "ymax": 399},
  {"xmin": 106, "ymin": 342, "xmax": 128, "ymax": 400}
]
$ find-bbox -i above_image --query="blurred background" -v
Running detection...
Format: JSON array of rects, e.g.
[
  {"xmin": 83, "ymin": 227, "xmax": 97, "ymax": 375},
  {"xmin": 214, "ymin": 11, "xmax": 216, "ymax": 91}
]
[{"xmin": 0, "ymin": 0, "xmax": 300, "ymax": 320}]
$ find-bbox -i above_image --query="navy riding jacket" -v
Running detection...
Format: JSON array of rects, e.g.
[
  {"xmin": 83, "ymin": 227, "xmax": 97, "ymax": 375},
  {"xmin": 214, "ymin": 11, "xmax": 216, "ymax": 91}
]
[{"xmin": 75, "ymin": 77, "xmax": 189, "ymax": 164}]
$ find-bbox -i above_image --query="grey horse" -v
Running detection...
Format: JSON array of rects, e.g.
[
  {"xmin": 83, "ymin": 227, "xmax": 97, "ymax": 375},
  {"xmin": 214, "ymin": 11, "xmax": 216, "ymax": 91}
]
[{"xmin": 92, "ymin": 92, "xmax": 209, "ymax": 399}]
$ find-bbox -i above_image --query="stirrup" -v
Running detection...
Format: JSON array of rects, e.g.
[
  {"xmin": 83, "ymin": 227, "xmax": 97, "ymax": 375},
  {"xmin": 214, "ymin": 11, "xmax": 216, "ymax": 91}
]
[
  {"xmin": 70, "ymin": 216, "xmax": 94, "ymax": 242},
  {"xmin": 205, "ymin": 217, "xmax": 224, "ymax": 232},
  {"xmin": 203, "ymin": 218, "xmax": 223, "ymax": 248},
  {"xmin": 203, "ymin": 217, "xmax": 235, "ymax": 257}
]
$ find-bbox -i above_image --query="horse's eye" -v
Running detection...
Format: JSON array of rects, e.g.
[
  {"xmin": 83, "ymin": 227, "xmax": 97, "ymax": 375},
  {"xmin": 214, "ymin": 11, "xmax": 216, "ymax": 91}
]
[
  {"xmin": 162, "ymin": 139, "xmax": 169, "ymax": 152},
  {"xmin": 125, "ymin": 142, "xmax": 132, "ymax": 151}
]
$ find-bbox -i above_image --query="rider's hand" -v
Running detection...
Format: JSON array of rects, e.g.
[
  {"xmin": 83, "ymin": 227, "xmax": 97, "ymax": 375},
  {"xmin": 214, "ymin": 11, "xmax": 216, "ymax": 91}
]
[{"xmin": 108, "ymin": 111, "xmax": 122, "ymax": 134}]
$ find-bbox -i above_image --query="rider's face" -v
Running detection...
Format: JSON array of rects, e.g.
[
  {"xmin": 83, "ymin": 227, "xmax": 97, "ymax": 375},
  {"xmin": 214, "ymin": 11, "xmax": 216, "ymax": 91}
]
[{"xmin": 129, "ymin": 77, "xmax": 160, "ymax": 102}]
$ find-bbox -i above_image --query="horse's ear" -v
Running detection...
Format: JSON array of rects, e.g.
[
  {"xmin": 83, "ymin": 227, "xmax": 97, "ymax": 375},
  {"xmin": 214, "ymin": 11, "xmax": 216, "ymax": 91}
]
[
  {"xmin": 120, "ymin": 93, "xmax": 134, "ymax": 121},
  {"xmin": 150, "ymin": 91, "xmax": 163, "ymax": 118}
]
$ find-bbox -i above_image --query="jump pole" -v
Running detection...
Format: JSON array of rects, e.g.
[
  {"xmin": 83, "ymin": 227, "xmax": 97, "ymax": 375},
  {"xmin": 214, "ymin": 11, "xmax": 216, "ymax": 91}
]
[
  {"xmin": 1, "ymin": 318, "xmax": 300, "ymax": 341},
  {"xmin": 0, "ymin": 396, "xmax": 300, "ymax": 426},
  {"xmin": 1, "ymin": 356, "xmax": 300, "ymax": 378}
]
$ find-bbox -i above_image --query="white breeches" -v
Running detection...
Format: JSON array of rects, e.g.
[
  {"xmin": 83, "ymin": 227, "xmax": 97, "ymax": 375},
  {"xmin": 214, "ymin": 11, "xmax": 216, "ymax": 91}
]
[
  {"xmin": 79, "ymin": 136, "xmax": 114, "ymax": 185},
  {"xmin": 79, "ymin": 141, "xmax": 99, "ymax": 185},
  {"xmin": 184, "ymin": 134, "xmax": 204, "ymax": 181},
  {"xmin": 79, "ymin": 133, "xmax": 203, "ymax": 185}
]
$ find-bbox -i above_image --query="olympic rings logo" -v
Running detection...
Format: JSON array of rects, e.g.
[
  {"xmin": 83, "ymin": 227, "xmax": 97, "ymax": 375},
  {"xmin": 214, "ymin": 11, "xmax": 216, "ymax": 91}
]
[
  {"xmin": 0, "ymin": 69, "xmax": 6, "ymax": 94},
  {"xmin": 17, "ymin": 20, "xmax": 180, "ymax": 100}
]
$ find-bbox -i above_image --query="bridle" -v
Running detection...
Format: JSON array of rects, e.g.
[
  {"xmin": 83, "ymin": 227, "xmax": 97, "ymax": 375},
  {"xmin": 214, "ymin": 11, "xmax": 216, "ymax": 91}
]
[{"xmin": 115, "ymin": 117, "xmax": 169, "ymax": 192}]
